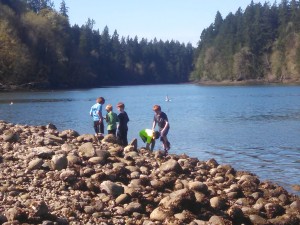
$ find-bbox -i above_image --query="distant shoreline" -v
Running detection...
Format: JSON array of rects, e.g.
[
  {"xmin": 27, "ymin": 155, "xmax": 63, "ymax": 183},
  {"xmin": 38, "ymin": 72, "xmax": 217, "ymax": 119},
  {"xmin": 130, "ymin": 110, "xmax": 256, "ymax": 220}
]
[
  {"xmin": 1, "ymin": 80, "xmax": 300, "ymax": 92},
  {"xmin": 196, "ymin": 79, "xmax": 300, "ymax": 86}
]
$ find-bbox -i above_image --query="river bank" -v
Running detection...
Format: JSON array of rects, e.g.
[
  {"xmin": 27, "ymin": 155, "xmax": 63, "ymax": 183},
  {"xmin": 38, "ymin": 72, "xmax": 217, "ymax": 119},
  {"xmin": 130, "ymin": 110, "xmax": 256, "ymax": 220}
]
[
  {"xmin": 0, "ymin": 121, "xmax": 299, "ymax": 224},
  {"xmin": 196, "ymin": 78, "xmax": 300, "ymax": 86}
]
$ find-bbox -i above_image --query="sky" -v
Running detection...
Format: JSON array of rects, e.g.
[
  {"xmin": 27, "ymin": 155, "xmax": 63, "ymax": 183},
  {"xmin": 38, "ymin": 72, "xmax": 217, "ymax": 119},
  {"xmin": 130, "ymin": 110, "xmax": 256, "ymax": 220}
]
[{"xmin": 52, "ymin": 0, "xmax": 277, "ymax": 47}]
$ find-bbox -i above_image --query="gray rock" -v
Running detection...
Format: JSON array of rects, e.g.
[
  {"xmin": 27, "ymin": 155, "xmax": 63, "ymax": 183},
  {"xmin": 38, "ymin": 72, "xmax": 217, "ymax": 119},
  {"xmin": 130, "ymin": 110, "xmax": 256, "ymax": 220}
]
[
  {"xmin": 2, "ymin": 131, "xmax": 19, "ymax": 143},
  {"xmin": 290, "ymin": 200, "xmax": 300, "ymax": 212},
  {"xmin": 51, "ymin": 154, "xmax": 68, "ymax": 171},
  {"xmin": 100, "ymin": 181, "xmax": 124, "ymax": 197},
  {"xmin": 88, "ymin": 157, "xmax": 106, "ymax": 165},
  {"xmin": 249, "ymin": 214, "xmax": 267, "ymax": 224},
  {"xmin": 31, "ymin": 201, "xmax": 49, "ymax": 217},
  {"xmin": 102, "ymin": 134, "xmax": 118, "ymax": 143},
  {"xmin": 28, "ymin": 158, "xmax": 43, "ymax": 170},
  {"xmin": 129, "ymin": 138, "xmax": 138, "ymax": 151},
  {"xmin": 125, "ymin": 202, "xmax": 142, "ymax": 213},
  {"xmin": 210, "ymin": 196, "xmax": 226, "ymax": 210},
  {"xmin": 159, "ymin": 159, "xmax": 182, "ymax": 173},
  {"xmin": 150, "ymin": 206, "xmax": 172, "ymax": 221},
  {"xmin": 209, "ymin": 215, "xmax": 226, "ymax": 225},
  {"xmin": 78, "ymin": 142, "xmax": 95, "ymax": 158},
  {"xmin": 5, "ymin": 207, "xmax": 27, "ymax": 222},
  {"xmin": 188, "ymin": 181, "xmax": 208, "ymax": 193},
  {"xmin": 116, "ymin": 193, "xmax": 130, "ymax": 205},
  {"xmin": 60, "ymin": 170, "xmax": 77, "ymax": 182},
  {"xmin": 67, "ymin": 154, "xmax": 81, "ymax": 166}
]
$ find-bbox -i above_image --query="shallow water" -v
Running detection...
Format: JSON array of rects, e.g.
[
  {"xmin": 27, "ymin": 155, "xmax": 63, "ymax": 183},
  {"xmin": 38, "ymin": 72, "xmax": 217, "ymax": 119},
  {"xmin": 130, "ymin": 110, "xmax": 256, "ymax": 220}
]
[{"xmin": 1, "ymin": 84, "xmax": 300, "ymax": 195}]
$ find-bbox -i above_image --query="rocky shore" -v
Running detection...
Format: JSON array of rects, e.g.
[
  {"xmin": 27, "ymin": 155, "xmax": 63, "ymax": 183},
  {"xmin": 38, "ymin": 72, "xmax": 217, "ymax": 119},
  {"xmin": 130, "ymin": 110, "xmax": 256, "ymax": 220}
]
[{"xmin": 0, "ymin": 121, "xmax": 299, "ymax": 225}]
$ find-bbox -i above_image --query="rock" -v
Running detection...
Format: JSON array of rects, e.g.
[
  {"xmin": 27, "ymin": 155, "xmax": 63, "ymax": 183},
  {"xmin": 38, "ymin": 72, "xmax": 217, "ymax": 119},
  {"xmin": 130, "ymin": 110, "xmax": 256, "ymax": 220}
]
[
  {"xmin": 45, "ymin": 134, "xmax": 64, "ymax": 144},
  {"xmin": 78, "ymin": 142, "xmax": 95, "ymax": 158},
  {"xmin": 100, "ymin": 181, "xmax": 124, "ymax": 197},
  {"xmin": 249, "ymin": 214, "xmax": 267, "ymax": 224},
  {"xmin": 95, "ymin": 150, "xmax": 110, "ymax": 163},
  {"xmin": 102, "ymin": 134, "xmax": 118, "ymax": 144},
  {"xmin": 206, "ymin": 158, "xmax": 219, "ymax": 168},
  {"xmin": 150, "ymin": 206, "xmax": 172, "ymax": 221},
  {"xmin": 67, "ymin": 154, "xmax": 81, "ymax": 166},
  {"xmin": 209, "ymin": 216, "xmax": 226, "ymax": 225},
  {"xmin": 35, "ymin": 147, "xmax": 54, "ymax": 159},
  {"xmin": 125, "ymin": 202, "xmax": 142, "ymax": 213},
  {"xmin": 264, "ymin": 202, "xmax": 285, "ymax": 218},
  {"xmin": 46, "ymin": 123, "xmax": 57, "ymax": 130},
  {"xmin": 5, "ymin": 207, "xmax": 27, "ymax": 222},
  {"xmin": 60, "ymin": 169, "xmax": 77, "ymax": 182},
  {"xmin": 2, "ymin": 131, "xmax": 19, "ymax": 143},
  {"xmin": 290, "ymin": 200, "xmax": 300, "ymax": 212},
  {"xmin": 188, "ymin": 181, "xmax": 208, "ymax": 193},
  {"xmin": 27, "ymin": 158, "xmax": 43, "ymax": 170},
  {"xmin": 129, "ymin": 138, "xmax": 138, "ymax": 151},
  {"xmin": 116, "ymin": 193, "xmax": 130, "ymax": 205},
  {"xmin": 159, "ymin": 159, "xmax": 183, "ymax": 173},
  {"xmin": 210, "ymin": 196, "xmax": 226, "ymax": 210},
  {"xmin": 31, "ymin": 201, "xmax": 49, "ymax": 217},
  {"xmin": 292, "ymin": 184, "xmax": 300, "ymax": 191},
  {"xmin": 77, "ymin": 134, "xmax": 96, "ymax": 142},
  {"xmin": 88, "ymin": 157, "xmax": 106, "ymax": 165},
  {"xmin": 51, "ymin": 154, "xmax": 68, "ymax": 170},
  {"xmin": 124, "ymin": 145, "xmax": 135, "ymax": 153}
]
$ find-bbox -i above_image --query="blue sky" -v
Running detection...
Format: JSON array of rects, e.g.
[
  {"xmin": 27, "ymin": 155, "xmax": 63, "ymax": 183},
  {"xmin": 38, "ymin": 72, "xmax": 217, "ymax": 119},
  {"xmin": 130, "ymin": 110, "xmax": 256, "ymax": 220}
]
[{"xmin": 52, "ymin": 0, "xmax": 277, "ymax": 47}]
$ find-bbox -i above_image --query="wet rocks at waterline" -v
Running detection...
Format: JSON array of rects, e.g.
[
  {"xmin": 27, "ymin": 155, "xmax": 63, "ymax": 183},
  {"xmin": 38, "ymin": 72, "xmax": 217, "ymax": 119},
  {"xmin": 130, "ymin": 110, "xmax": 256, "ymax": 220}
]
[{"xmin": 0, "ymin": 121, "xmax": 299, "ymax": 225}]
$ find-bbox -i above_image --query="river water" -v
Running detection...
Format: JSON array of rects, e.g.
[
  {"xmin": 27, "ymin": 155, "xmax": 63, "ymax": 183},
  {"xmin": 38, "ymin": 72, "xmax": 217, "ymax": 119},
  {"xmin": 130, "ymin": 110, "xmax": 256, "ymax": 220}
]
[{"xmin": 0, "ymin": 84, "xmax": 300, "ymax": 195}]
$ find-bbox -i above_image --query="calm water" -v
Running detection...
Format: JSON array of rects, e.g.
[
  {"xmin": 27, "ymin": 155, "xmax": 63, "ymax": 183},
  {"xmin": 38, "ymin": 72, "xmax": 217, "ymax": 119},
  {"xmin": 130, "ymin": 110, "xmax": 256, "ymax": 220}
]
[{"xmin": 0, "ymin": 84, "xmax": 300, "ymax": 194}]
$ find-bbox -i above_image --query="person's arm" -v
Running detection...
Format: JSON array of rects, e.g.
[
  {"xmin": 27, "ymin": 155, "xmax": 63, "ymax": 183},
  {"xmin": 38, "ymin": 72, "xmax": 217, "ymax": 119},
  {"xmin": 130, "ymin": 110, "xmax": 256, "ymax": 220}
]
[
  {"xmin": 98, "ymin": 105, "xmax": 103, "ymax": 121},
  {"xmin": 117, "ymin": 114, "xmax": 120, "ymax": 129},
  {"xmin": 104, "ymin": 113, "xmax": 108, "ymax": 123},
  {"xmin": 160, "ymin": 120, "xmax": 169, "ymax": 136},
  {"xmin": 152, "ymin": 120, "xmax": 156, "ymax": 131}
]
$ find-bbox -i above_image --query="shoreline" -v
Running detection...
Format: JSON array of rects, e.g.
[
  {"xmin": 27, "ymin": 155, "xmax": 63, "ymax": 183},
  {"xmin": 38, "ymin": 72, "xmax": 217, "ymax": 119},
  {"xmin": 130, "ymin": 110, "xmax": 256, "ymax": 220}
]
[
  {"xmin": 0, "ymin": 121, "xmax": 299, "ymax": 224},
  {"xmin": 195, "ymin": 78, "xmax": 300, "ymax": 86},
  {"xmin": 1, "ymin": 80, "xmax": 300, "ymax": 93}
]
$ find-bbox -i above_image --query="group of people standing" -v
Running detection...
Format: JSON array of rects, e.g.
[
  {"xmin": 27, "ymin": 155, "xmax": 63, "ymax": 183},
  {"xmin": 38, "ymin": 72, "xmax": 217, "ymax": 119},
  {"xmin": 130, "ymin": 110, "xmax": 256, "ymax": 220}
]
[
  {"xmin": 89, "ymin": 97, "xmax": 170, "ymax": 154},
  {"xmin": 89, "ymin": 97, "xmax": 129, "ymax": 146}
]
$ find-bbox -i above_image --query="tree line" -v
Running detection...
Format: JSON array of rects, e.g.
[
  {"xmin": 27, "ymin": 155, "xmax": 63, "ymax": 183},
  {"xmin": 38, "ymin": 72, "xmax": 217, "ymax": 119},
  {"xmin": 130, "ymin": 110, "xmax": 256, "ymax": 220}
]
[
  {"xmin": 191, "ymin": 0, "xmax": 300, "ymax": 83},
  {"xmin": 0, "ymin": 0, "xmax": 194, "ymax": 89},
  {"xmin": 2, "ymin": 0, "xmax": 300, "ymax": 89}
]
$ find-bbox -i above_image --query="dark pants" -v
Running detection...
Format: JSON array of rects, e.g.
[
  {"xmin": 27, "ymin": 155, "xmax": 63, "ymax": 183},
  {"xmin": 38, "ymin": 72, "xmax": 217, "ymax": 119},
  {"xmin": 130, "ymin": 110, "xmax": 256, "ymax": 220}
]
[
  {"xmin": 93, "ymin": 120, "xmax": 104, "ymax": 134},
  {"xmin": 108, "ymin": 129, "xmax": 117, "ymax": 136},
  {"xmin": 117, "ymin": 129, "xmax": 128, "ymax": 146}
]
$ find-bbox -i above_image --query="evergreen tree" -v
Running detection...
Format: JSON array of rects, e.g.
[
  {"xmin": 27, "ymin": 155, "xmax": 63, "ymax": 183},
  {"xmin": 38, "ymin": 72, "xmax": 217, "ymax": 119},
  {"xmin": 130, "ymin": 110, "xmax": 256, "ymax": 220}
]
[{"xmin": 59, "ymin": 0, "xmax": 68, "ymax": 18}]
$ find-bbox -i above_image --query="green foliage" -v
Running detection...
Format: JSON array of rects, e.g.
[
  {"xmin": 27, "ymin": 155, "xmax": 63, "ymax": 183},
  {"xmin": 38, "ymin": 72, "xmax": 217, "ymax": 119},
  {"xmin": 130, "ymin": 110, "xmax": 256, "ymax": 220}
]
[
  {"xmin": 0, "ymin": 0, "xmax": 194, "ymax": 89},
  {"xmin": 192, "ymin": 0, "xmax": 300, "ymax": 83}
]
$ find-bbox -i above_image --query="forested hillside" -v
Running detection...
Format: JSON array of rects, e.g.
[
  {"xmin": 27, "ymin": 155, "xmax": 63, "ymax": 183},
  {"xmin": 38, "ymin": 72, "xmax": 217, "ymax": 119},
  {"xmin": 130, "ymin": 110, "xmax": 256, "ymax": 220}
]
[
  {"xmin": 0, "ymin": 0, "xmax": 194, "ymax": 90},
  {"xmin": 191, "ymin": 0, "xmax": 300, "ymax": 83},
  {"xmin": 2, "ymin": 0, "xmax": 300, "ymax": 90}
]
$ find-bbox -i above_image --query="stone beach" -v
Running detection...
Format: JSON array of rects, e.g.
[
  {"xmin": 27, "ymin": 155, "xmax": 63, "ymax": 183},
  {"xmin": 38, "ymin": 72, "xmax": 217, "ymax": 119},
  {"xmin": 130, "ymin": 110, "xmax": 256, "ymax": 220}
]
[{"xmin": 0, "ymin": 120, "xmax": 299, "ymax": 225}]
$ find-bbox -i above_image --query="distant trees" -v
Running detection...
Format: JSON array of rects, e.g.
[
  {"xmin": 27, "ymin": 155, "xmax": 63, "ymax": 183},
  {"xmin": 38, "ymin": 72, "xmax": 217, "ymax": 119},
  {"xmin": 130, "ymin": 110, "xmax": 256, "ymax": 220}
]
[
  {"xmin": 191, "ymin": 0, "xmax": 300, "ymax": 83},
  {"xmin": 0, "ymin": 0, "xmax": 194, "ymax": 89}
]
